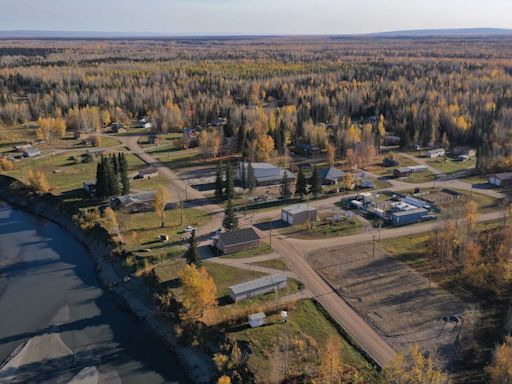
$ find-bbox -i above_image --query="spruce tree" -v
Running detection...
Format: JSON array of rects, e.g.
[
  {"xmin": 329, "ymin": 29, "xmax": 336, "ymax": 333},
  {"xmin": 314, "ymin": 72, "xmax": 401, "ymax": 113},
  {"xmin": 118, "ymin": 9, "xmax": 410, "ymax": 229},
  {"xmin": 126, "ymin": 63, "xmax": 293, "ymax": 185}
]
[
  {"xmin": 280, "ymin": 172, "xmax": 292, "ymax": 200},
  {"xmin": 222, "ymin": 198, "xmax": 239, "ymax": 231},
  {"xmin": 240, "ymin": 161, "xmax": 247, "ymax": 189},
  {"xmin": 112, "ymin": 154, "xmax": 119, "ymax": 175},
  {"xmin": 309, "ymin": 165, "xmax": 322, "ymax": 196},
  {"xmin": 214, "ymin": 161, "xmax": 224, "ymax": 199},
  {"xmin": 185, "ymin": 230, "xmax": 202, "ymax": 267},
  {"xmin": 225, "ymin": 162, "xmax": 235, "ymax": 200},
  {"xmin": 247, "ymin": 161, "xmax": 257, "ymax": 192},
  {"xmin": 118, "ymin": 153, "xmax": 130, "ymax": 195},
  {"xmin": 95, "ymin": 161, "xmax": 106, "ymax": 198},
  {"xmin": 109, "ymin": 156, "xmax": 121, "ymax": 196},
  {"xmin": 295, "ymin": 167, "xmax": 307, "ymax": 197}
]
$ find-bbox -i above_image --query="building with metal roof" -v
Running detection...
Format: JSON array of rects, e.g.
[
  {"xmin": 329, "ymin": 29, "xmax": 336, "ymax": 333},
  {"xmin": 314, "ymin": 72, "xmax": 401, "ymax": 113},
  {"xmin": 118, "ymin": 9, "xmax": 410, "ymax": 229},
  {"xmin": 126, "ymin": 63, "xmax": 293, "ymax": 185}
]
[
  {"xmin": 109, "ymin": 192, "xmax": 156, "ymax": 213},
  {"xmin": 319, "ymin": 167, "xmax": 346, "ymax": 185},
  {"xmin": 239, "ymin": 162, "xmax": 294, "ymax": 186},
  {"xmin": 215, "ymin": 227, "xmax": 260, "ymax": 254},
  {"xmin": 281, "ymin": 204, "xmax": 317, "ymax": 225},
  {"xmin": 489, "ymin": 172, "xmax": 512, "ymax": 187},
  {"xmin": 228, "ymin": 274, "xmax": 287, "ymax": 302},
  {"xmin": 391, "ymin": 208, "xmax": 428, "ymax": 226}
]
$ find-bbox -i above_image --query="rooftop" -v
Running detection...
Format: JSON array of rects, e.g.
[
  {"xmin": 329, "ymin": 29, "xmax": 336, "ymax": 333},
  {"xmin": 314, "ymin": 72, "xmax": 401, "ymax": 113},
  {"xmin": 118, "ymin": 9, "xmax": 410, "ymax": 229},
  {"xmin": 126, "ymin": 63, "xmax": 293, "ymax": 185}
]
[
  {"xmin": 282, "ymin": 203, "xmax": 317, "ymax": 215},
  {"xmin": 391, "ymin": 208, "xmax": 428, "ymax": 217},
  {"xmin": 229, "ymin": 274, "xmax": 287, "ymax": 296},
  {"xmin": 219, "ymin": 227, "xmax": 260, "ymax": 246}
]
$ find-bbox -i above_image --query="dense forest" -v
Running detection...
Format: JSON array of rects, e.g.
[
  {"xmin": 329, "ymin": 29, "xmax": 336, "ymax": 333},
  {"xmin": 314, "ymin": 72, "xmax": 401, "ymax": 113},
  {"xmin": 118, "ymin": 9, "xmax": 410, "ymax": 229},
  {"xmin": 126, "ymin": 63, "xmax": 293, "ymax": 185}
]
[{"xmin": 1, "ymin": 36, "xmax": 512, "ymax": 171}]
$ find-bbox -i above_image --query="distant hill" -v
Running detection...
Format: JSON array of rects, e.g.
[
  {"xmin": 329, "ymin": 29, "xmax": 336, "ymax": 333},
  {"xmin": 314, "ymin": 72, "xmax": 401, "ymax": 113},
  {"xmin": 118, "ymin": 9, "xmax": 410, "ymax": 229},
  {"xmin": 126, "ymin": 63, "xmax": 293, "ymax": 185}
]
[
  {"xmin": 373, "ymin": 28, "xmax": 512, "ymax": 37},
  {"xmin": 0, "ymin": 30, "xmax": 165, "ymax": 39}
]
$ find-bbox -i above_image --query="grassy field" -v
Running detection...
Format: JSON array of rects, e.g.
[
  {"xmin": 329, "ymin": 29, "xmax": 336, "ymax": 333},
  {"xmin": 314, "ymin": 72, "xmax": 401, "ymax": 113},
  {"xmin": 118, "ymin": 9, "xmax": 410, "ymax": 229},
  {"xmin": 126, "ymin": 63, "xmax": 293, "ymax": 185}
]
[
  {"xmin": 131, "ymin": 174, "xmax": 169, "ymax": 191},
  {"xmin": 250, "ymin": 258, "xmax": 289, "ymax": 271},
  {"xmin": 229, "ymin": 299, "xmax": 377, "ymax": 383},
  {"xmin": 427, "ymin": 157, "xmax": 476, "ymax": 174},
  {"xmin": 278, "ymin": 216, "xmax": 363, "ymax": 239},
  {"xmin": 404, "ymin": 170, "xmax": 436, "ymax": 183}
]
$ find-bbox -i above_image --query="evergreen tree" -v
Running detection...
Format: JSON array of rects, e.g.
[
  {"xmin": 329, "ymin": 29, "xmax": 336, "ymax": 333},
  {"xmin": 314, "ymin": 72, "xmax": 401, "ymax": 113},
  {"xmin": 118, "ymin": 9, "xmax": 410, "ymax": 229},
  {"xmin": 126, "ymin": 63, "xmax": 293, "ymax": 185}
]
[
  {"xmin": 280, "ymin": 172, "xmax": 292, "ymax": 200},
  {"xmin": 222, "ymin": 198, "xmax": 239, "ymax": 231},
  {"xmin": 108, "ymin": 156, "xmax": 121, "ymax": 196},
  {"xmin": 309, "ymin": 165, "xmax": 322, "ymax": 196},
  {"xmin": 112, "ymin": 154, "xmax": 119, "ymax": 175},
  {"xmin": 240, "ymin": 161, "xmax": 247, "ymax": 189},
  {"xmin": 295, "ymin": 167, "xmax": 308, "ymax": 197},
  {"xmin": 247, "ymin": 161, "xmax": 257, "ymax": 192},
  {"xmin": 118, "ymin": 153, "xmax": 130, "ymax": 195},
  {"xmin": 95, "ymin": 161, "xmax": 106, "ymax": 198},
  {"xmin": 214, "ymin": 161, "xmax": 224, "ymax": 199},
  {"xmin": 224, "ymin": 162, "xmax": 235, "ymax": 200},
  {"xmin": 185, "ymin": 230, "xmax": 202, "ymax": 267}
]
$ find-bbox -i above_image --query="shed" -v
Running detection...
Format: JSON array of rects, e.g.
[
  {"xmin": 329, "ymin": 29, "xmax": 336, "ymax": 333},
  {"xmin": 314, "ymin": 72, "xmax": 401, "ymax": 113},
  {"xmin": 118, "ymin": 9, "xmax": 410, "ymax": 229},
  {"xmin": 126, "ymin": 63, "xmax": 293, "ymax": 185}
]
[
  {"xmin": 319, "ymin": 167, "xmax": 346, "ymax": 185},
  {"xmin": 408, "ymin": 165, "xmax": 428, "ymax": 173},
  {"xmin": 23, "ymin": 148, "xmax": 41, "ymax": 158},
  {"xmin": 391, "ymin": 208, "xmax": 428, "ymax": 226},
  {"xmin": 394, "ymin": 167, "xmax": 412, "ymax": 178},
  {"xmin": 383, "ymin": 157, "xmax": 400, "ymax": 167},
  {"xmin": 137, "ymin": 167, "xmax": 159, "ymax": 179},
  {"xmin": 215, "ymin": 228, "xmax": 260, "ymax": 254},
  {"xmin": 248, "ymin": 312, "xmax": 266, "ymax": 328},
  {"xmin": 489, "ymin": 172, "xmax": 512, "ymax": 187},
  {"xmin": 228, "ymin": 274, "xmax": 287, "ymax": 302},
  {"xmin": 425, "ymin": 148, "xmax": 446, "ymax": 159},
  {"xmin": 281, "ymin": 204, "xmax": 317, "ymax": 225}
]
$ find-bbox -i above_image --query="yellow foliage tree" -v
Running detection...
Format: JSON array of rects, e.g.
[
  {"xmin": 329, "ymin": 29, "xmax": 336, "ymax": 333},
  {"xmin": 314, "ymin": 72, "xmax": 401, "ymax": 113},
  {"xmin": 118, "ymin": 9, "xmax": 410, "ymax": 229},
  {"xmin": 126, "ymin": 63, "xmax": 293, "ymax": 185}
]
[
  {"xmin": 326, "ymin": 143, "xmax": 336, "ymax": 167},
  {"xmin": 487, "ymin": 336, "xmax": 512, "ymax": 383},
  {"xmin": 153, "ymin": 185, "xmax": 169, "ymax": 228},
  {"xmin": 0, "ymin": 157, "xmax": 14, "ymax": 171},
  {"xmin": 178, "ymin": 264, "xmax": 217, "ymax": 317},
  {"xmin": 464, "ymin": 200, "xmax": 479, "ymax": 235},
  {"xmin": 255, "ymin": 135, "xmax": 274, "ymax": 162},
  {"xmin": 217, "ymin": 376, "xmax": 231, "ymax": 384},
  {"xmin": 347, "ymin": 124, "xmax": 361, "ymax": 143},
  {"xmin": 36, "ymin": 117, "xmax": 66, "ymax": 141},
  {"xmin": 27, "ymin": 169, "xmax": 50, "ymax": 193},
  {"xmin": 318, "ymin": 337, "xmax": 344, "ymax": 383},
  {"xmin": 342, "ymin": 173, "xmax": 355, "ymax": 191}
]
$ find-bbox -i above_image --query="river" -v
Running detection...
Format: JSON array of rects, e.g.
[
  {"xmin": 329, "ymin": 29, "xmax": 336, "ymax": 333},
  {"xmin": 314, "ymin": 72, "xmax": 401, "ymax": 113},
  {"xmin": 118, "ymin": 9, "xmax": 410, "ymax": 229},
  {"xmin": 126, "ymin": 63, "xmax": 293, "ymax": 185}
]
[{"xmin": 0, "ymin": 203, "xmax": 186, "ymax": 383}]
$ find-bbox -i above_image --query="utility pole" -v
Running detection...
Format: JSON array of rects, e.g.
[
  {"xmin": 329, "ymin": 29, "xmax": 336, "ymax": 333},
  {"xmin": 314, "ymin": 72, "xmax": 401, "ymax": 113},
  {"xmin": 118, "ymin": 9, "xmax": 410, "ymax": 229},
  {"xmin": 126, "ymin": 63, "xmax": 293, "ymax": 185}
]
[
  {"xmin": 372, "ymin": 234, "xmax": 376, "ymax": 258},
  {"xmin": 269, "ymin": 220, "xmax": 272, "ymax": 246},
  {"xmin": 339, "ymin": 263, "xmax": 343, "ymax": 293}
]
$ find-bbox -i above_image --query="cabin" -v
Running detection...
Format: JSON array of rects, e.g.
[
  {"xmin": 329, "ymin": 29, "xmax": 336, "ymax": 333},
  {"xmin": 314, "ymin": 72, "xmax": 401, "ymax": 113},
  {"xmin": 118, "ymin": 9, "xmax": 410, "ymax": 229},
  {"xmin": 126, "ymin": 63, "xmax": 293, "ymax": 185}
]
[
  {"xmin": 215, "ymin": 228, "xmax": 260, "ymax": 254},
  {"xmin": 293, "ymin": 143, "xmax": 321, "ymax": 158},
  {"xmin": 137, "ymin": 167, "xmax": 159, "ymax": 179},
  {"xmin": 391, "ymin": 208, "xmax": 429, "ymax": 226},
  {"xmin": 408, "ymin": 165, "xmax": 428, "ymax": 173},
  {"xmin": 228, "ymin": 274, "xmax": 287, "ymax": 302},
  {"xmin": 183, "ymin": 127, "xmax": 200, "ymax": 148},
  {"xmin": 138, "ymin": 118, "xmax": 153, "ymax": 129},
  {"xmin": 109, "ymin": 192, "xmax": 156, "ymax": 213},
  {"xmin": 238, "ymin": 162, "xmax": 294, "ymax": 186},
  {"xmin": 23, "ymin": 148, "xmax": 41, "ymax": 158},
  {"xmin": 393, "ymin": 167, "xmax": 412, "ymax": 178},
  {"xmin": 489, "ymin": 172, "xmax": 512, "ymax": 187},
  {"xmin": 383, "ymin": 135, "xmax": 401, "ymax": 146},
  {"xmin": 319, "ymin": 167, "xmax": 346, "ymax": 185},
  {"xmin": 425, "ymin": 148, "xmax": 446, "ymax": 159},
  {"xmin": 281, "ymin": 204, "xmax": 317, "ymax": 225},
  {"xmin": 14, "ymin": 143, "xmax": 33, "ymax": 152},
  {"xmin": 452, "ymin": 146, "xmax": 476, "ymax": 158}
]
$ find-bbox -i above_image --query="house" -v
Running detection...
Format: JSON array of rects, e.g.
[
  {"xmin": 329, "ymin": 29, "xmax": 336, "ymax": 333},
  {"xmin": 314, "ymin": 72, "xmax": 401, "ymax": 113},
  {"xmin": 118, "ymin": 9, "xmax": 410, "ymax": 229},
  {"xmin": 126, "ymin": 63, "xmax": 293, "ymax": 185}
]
[
  {"xmin": 209, "ymin": 117, "xmax": 228, "ymax": 127},
  {"xmin": 248, "ymin": 312, "xmax": 266, "ymax": 328},
  {"xmin": 183, "ymin": 127, "xmax": 200, "ymax": 148},
  {"xmin": 383, "ymin": 157, "xmax": 400, "ymax": 167},
  {"xmin": 391, "ymin": 208, "xmax": 428, "ymax": 226},
  {"xmin": 383, "ymin": 135, "xmax": 401, "ymax": 146},
  {"xmin": 215, "ymin": 228, "xmax": 260, "ymax": 254},
  {"xmin": 83, "ymin": 181, "xmax": 96, "ymax": 195},
  {"xmin": 293, "ymin": 143, "xmax": 321, "ymax": 157},
  {"xmin": 425, "ymin": 148, "xmax": 446, "ymax": 159},
  {"xmin": 452, "ymin": 146, "xmax": 476, "ymax": 158},
  {"xmin": 137, "ymin": 167, "xmax": 159, "ymax": 179},
  {"xmin": 110, "ymin": 123, "xmax": 125, "ymax": 133},
  {"xmin": 14, "ymin": 143, "xmax": 33, "ymax": 152},
  {"xmin": 281, "ymin": 204, "xmax": 317, "ymax": 225},
  {"xmin": 358, "ymin": 179, "xmax": 374, "ymax": 189},
  {"xmin": 109, "ymin": 192, "xmax": 156, "ymax": 213},
  {"xmin": 489, "ymin": 172, "xmax": 512, "ymax": 187},
  {"xmin": 239, "ymin": 162, "xmax": 294, "ymax": 186},
  {"xmin": 228, "ymin": 274, "xmax": 287, "ymax": 302},
  {"xmin": 319, "ymin": 167, "xmax": 346, "ymax": 185},
  {"xmin": 23, "ymin": 148, "xmax": 41, "ymax": 158},
  {"xmin": 394, "ymin": 167, "xmax": 412, "ymax": 178}
]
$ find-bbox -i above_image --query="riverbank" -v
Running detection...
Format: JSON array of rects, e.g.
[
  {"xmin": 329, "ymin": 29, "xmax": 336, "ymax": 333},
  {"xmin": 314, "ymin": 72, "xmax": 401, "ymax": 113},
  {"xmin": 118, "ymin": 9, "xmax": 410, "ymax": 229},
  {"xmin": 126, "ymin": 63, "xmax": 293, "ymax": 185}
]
[{"xmin": 0, "ymin": 175, "xmax": 215, "ymax": 383}]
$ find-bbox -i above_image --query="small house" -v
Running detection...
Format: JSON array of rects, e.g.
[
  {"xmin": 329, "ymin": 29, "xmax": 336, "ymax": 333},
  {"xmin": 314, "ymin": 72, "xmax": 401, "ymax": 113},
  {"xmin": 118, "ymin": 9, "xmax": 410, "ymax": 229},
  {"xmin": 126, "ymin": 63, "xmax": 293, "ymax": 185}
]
[
  {"xmin": 452, "ymin": 146, "xmax": 476, "ymax": 158},
  {"xmin": 23, "ymin": 148, "xmax": 41, "ymax": 158},
  {"xmin": 248, "ymin": 312, "xmax": 266, "ymax": 328},
  {"xmin": 383, "ymin": 135, "xmax": 401, "ymax": 146},
  {"xmin": 319, "ymin": 167, "xmax": 346, "ymax": 185},
  {"xmin": 293, "ymin": 143, "xmax": 321, "ymax": 158},
  {"xmin": 383, "ymin": 157, "xmax": 400, "ymax": 167},
  {"xmin": 391, "ymin": 208, "xmax": 428, "ymax": 226},
  {"xmin": 110, "ymin": 123, "xmax": 125, "ymax": 133},
  {"xmin": 228, "ymin": 274, "xmax": 287, "ymax": 302},
  {"xmin": 138, "ymin": 118, "xmax": 153, "ymax": 129},
  {"xmin": 358, "ymin": 179, "xmax": 374, "ymax": 188},
  {"xmin": 425, "ymin": 148, "xmax": 446, "ymax": 159},
  {"xmin": 281, "ymin": 204, "xmax": 317, "ymax": 225},
  {"xmin": 183, "ymin": 127, "xmax": 200, "ymax": 148},
  {"xmin": 109, "ymin": 192, "xmax": 156, "ymax": 213},
  {"xmin": 14, "ymin": 143, "xmax": 33, "ymax": 152},
  {"xmin": 489, "ymin": 172, "xmax": 512, "ymax": 187},
  {"xmin": 394, "ymin": 167, "xmax": 412, "ymax": 178},
  {"xmin": 137, "ymin": 167, "xmax": 159, "ymax": 179},
  {"xmin": 215, "ymin": 228, "xmax": 260, "ymax": 254},
  {"xmin": 408, "ymin": 165, "xmax": 428, "ymax": 173}
]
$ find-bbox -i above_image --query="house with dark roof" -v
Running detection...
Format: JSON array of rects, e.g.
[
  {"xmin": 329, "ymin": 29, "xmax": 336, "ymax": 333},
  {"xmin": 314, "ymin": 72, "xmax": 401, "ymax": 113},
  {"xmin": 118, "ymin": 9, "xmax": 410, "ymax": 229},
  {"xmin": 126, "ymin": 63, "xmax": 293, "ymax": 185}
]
[
  {"xmin": 215, "ymin": 227, "xmax": 260, "ymax": 254},
  {"xmin": 319, "ymin": 167, "xmax": 346, "ymax": 185},
  {"xmin": 383, "ymin": 157, "xmax": 400, "ymax": 167},
  {"xmin": 489, "ymin": 172, "xmax": 512, "ymax": 187},
  {"xmin": 228, "ymin": 274, "xmax": 287, "ymax": 302},
  {"xmin": 293, "ymin": 143, "xmax": 321, "ymax": 157},
  {"xmin": 238, "ymin": 162, "xmax": 294, "ymax": 186},
  {"xmin": 109, "ymin": 192, "xmax": 156, "ymax": 213}
]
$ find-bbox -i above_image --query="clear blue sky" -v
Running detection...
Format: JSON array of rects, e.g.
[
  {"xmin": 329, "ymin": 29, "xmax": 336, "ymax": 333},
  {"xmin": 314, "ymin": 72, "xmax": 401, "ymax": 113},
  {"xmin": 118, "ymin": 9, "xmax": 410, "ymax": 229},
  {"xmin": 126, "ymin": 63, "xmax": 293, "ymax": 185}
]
[{"xmin": 2, "ymin": 0, "xmax": 512, "ymax": 35}]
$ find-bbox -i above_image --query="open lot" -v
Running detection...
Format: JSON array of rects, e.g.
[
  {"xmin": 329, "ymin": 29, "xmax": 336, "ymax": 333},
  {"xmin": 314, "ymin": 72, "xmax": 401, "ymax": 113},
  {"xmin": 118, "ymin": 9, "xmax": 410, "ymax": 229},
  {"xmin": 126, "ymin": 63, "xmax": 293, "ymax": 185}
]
[{"xmin": 308, "ymin": 242, "xmax": 472, "ymax": 369}]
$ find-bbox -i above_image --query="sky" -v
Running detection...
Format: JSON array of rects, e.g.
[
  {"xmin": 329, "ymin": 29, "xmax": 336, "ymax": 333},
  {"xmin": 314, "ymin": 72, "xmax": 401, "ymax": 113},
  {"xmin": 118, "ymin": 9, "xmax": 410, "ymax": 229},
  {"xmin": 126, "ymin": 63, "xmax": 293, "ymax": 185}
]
[{"xmin": 1, "ymin": 0, "xmax": 512, "ymax": 35}]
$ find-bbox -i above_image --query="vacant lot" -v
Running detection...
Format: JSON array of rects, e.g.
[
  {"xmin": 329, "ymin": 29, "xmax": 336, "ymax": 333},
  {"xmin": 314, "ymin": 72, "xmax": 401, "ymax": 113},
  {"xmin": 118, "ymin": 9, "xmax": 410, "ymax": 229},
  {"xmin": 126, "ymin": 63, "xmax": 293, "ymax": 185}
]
[{"xmin": 308, "ymin": 243, "xmax": 472, "ymax": 369}]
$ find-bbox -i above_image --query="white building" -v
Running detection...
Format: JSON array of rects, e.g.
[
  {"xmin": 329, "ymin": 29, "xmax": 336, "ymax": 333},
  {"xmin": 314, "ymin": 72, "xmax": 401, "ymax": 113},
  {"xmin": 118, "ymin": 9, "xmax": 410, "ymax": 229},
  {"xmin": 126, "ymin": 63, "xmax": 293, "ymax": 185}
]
[
  {"xmin": 248, "ymin": 312, "xmax": 266, "ymax": 328},
  {"xmin": 425, "ymin": 148, "xmax": 446, "ymax": 159},
  {"xmin": 281, "ymin": 204, "xmax": 317, "ymax": 225}
]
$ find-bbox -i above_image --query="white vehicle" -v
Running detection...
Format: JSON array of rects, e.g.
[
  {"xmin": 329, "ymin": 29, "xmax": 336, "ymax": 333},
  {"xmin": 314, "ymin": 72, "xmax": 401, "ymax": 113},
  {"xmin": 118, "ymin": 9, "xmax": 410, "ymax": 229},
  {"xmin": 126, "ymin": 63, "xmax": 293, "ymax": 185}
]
[{"xmin": 184, "ymin": 226, "xmax": 197, "ymax": 233}]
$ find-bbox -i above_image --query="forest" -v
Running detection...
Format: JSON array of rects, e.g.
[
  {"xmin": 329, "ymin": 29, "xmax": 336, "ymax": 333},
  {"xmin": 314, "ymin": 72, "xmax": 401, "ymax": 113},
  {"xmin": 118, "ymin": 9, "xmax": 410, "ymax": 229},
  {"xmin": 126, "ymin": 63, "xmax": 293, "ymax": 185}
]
[{"xmin": 1, "ymin": 36, "xmax": 512, "ymax": 172}]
